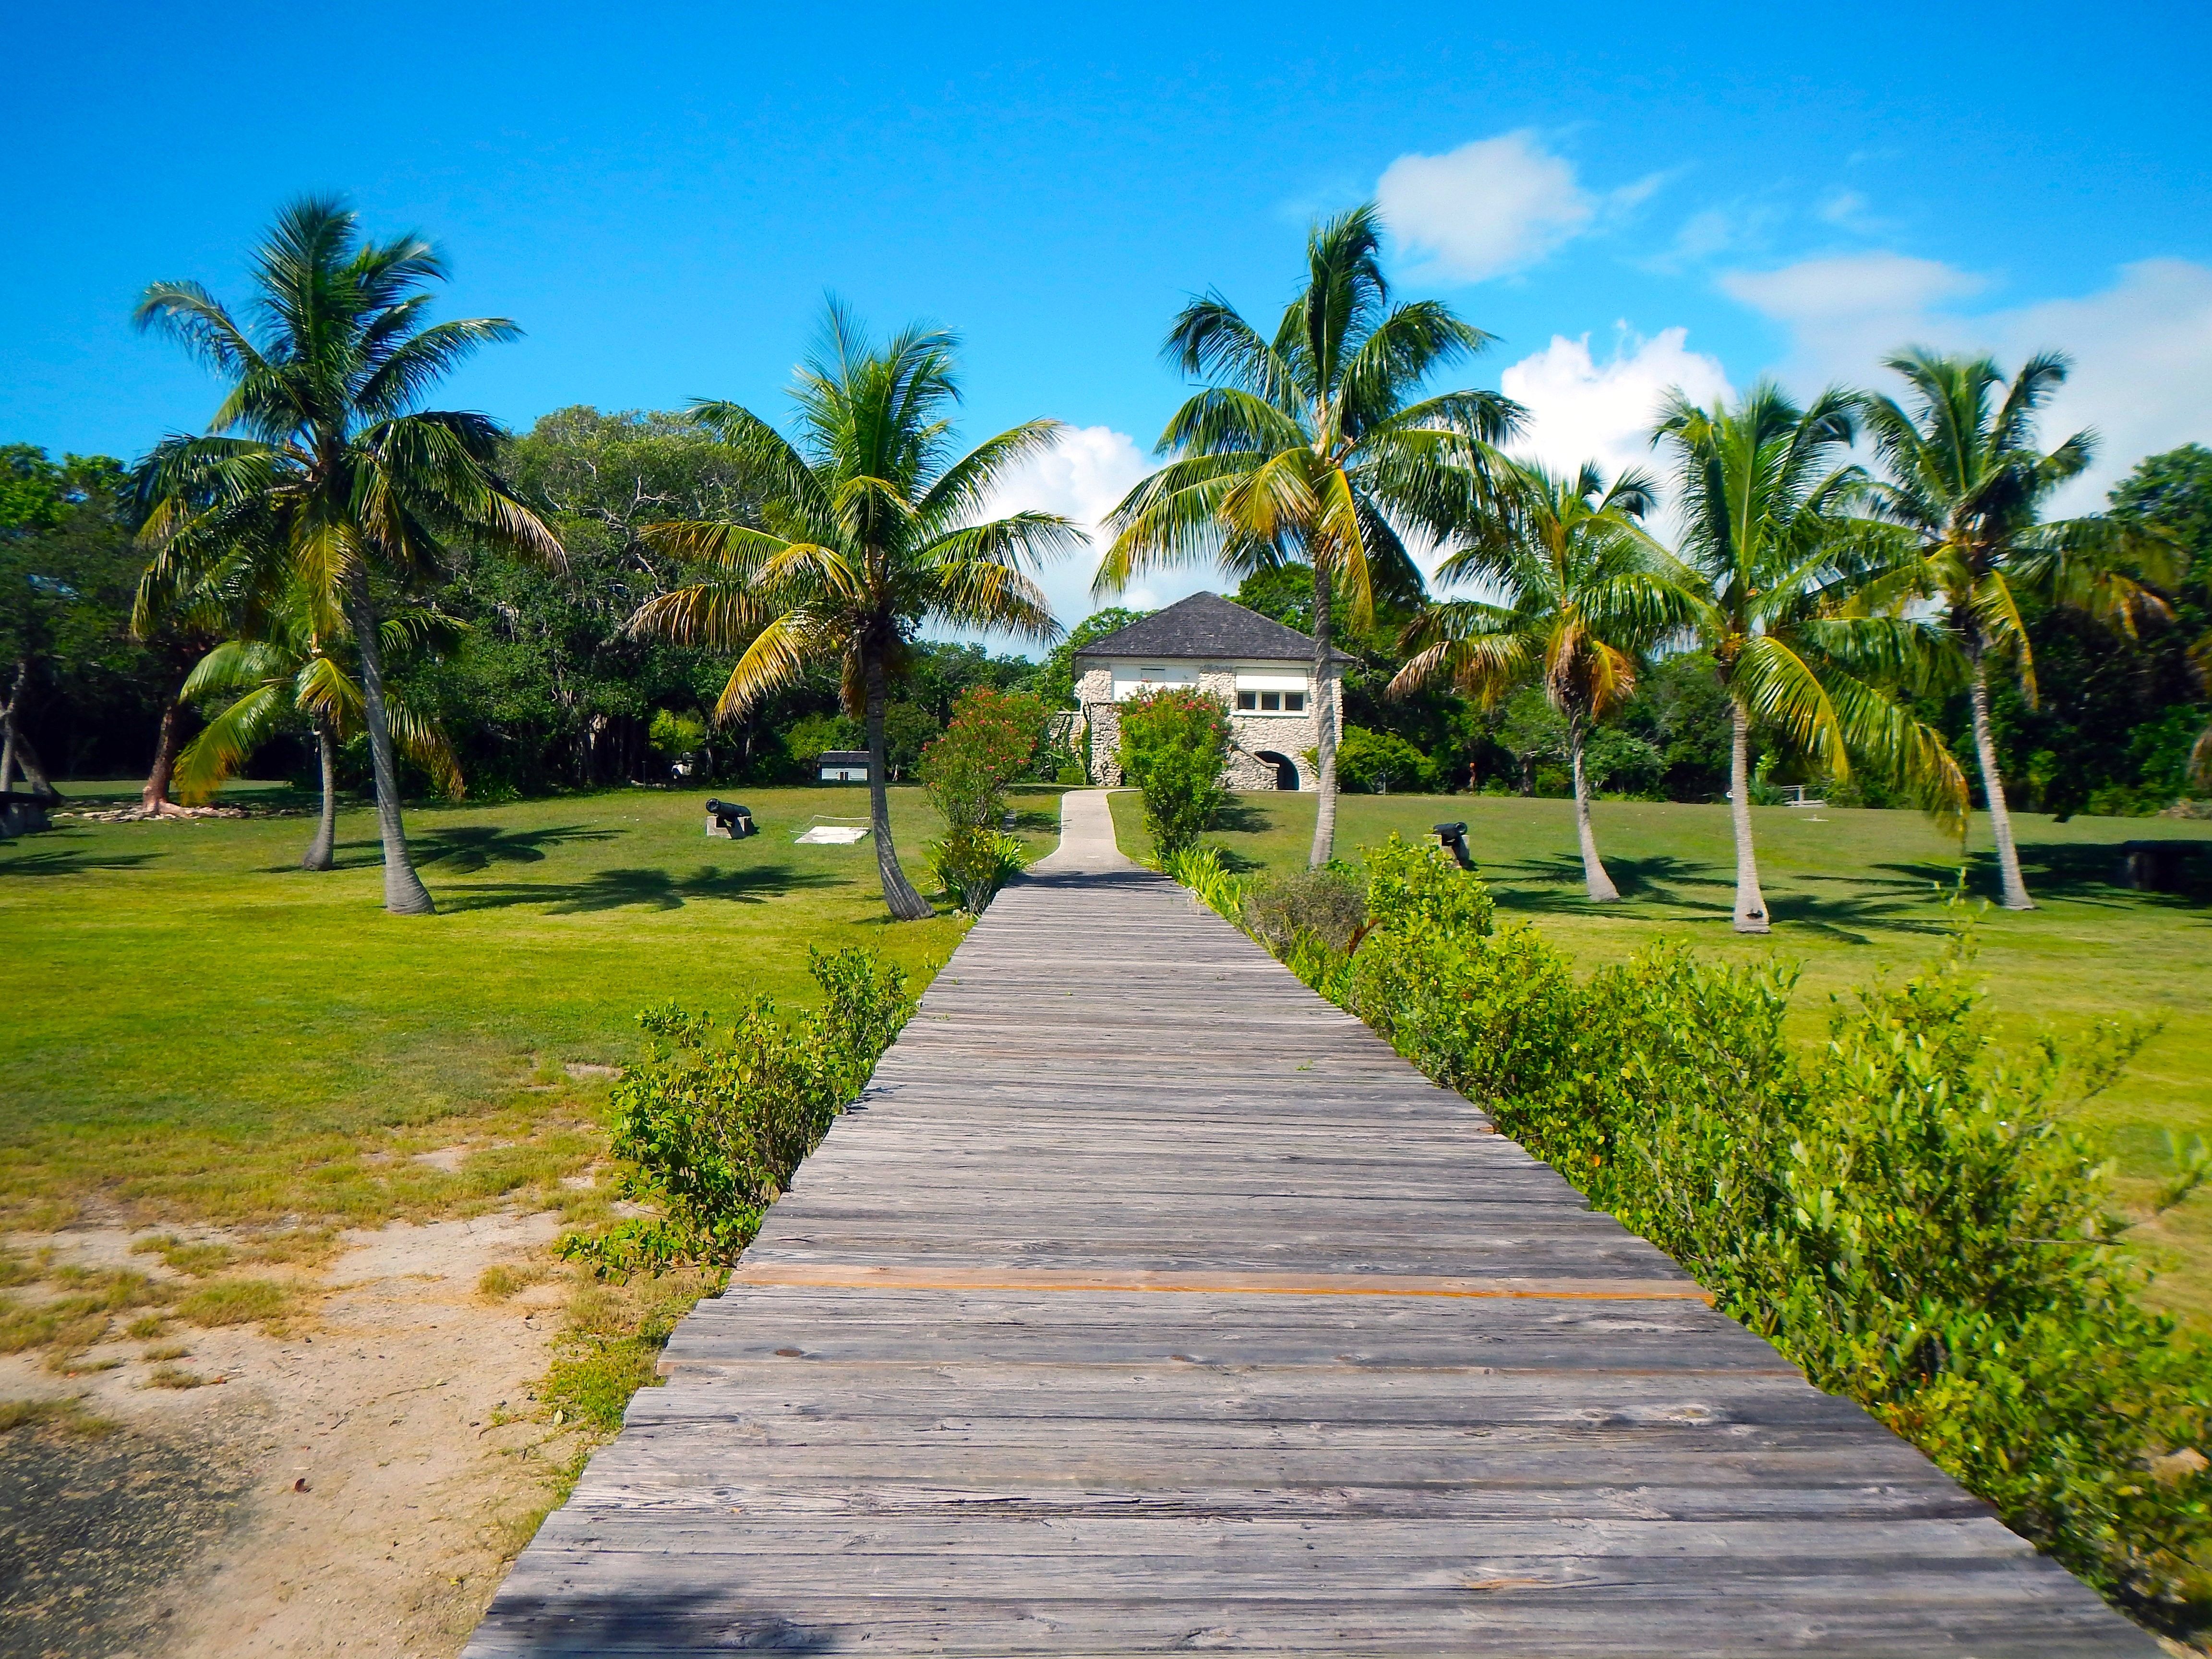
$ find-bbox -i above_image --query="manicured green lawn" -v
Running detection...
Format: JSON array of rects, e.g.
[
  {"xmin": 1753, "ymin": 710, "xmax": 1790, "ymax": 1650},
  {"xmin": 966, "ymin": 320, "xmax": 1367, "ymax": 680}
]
[
  {"xmin": 2, "ymin": 783, "xmax": 1063, "ymax": 1228},
  {"xmin": 1113, "ymin": 789, "xmax": 2212, "ymax": 1324}
]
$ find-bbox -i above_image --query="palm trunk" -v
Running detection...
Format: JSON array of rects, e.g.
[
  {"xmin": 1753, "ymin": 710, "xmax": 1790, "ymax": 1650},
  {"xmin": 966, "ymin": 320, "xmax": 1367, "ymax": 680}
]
[
  {"xmin": 302, "ymin": 719, "xmax": 338, "ymax": 871},
  {"xmin": 1728, "ymin": 700, "xmax": 1769, "ymax": 934},
  {"xmin": 344, "ymin": 574, "xmax": 435, "ymax": 915},
  {"xmin": 140, "ymin": 698, "xmax": 187, "ymax": 817},
  {"xmin": 1968, "ymin": 651, "xmax": 2033, "ymax": 911},
  {"xmin": 1307, "ymin": 565, "xmax": 1338, "ymax": 870},
  {"xmin": 1568, "ymin": 711, "xmax": 1620, "ymax": 902},
  {"xmin": 0, "ymin": 659, "xmax": 24, "ymax": 794},
  {"xmin": 866, "ymin": 650, "xmax": 933, "ymax": 921}
]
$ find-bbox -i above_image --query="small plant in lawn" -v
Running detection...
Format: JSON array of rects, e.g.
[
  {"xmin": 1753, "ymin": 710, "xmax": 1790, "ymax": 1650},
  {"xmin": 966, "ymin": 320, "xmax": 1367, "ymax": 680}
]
[
  {"xmin": 141, "ymin": 1343, "xmax": 192, "ymax": 1362},
  {"xmin": 144, "ymin": 1365, "xmax": 208, "ymax": 1390},
  {"xmin": 1119, "ymin": 687, "xmax": 1232, "ymax": 859}
]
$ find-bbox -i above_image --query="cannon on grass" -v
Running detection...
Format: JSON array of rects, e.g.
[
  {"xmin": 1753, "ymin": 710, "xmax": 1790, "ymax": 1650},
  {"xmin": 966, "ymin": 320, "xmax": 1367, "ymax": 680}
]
[{"xmin": 705, "ymin": 799, "xmax": 756, "ymax": 839}]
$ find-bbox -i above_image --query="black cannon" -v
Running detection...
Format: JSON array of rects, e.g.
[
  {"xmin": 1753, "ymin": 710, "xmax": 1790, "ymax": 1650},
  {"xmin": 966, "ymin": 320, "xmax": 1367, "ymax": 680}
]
[
  {"xmin": 1431, "ymin": 821, "xmax": 1473, "ymax": 869},
  {"xmin": 705, "ymin": 799, "xmax": 756, "ymax": 840}
]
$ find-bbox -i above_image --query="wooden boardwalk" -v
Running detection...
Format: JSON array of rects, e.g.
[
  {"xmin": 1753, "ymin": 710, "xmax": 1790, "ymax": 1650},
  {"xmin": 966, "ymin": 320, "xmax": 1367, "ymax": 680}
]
[{"xmin": 466, "ymin": 793, "xmax": 2156, "ymax": 1657}]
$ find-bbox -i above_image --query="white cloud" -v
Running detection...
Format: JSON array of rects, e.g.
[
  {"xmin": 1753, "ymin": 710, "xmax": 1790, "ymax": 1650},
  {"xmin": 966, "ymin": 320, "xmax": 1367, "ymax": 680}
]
[
  {"xmin": 1500, "ymin": 327, "xmax": 1734, "ymax": 501},
  {"xmin": 1721, "ymin": 252, "xmax": 2212, "ymax": 506},
  {"xmin": 974, "ymin": 424, "xmax": 1221, "ymax": 636},
  {"xmin": 1379, "ymin": 132, "xmax": 1627, "ymax": 283}
]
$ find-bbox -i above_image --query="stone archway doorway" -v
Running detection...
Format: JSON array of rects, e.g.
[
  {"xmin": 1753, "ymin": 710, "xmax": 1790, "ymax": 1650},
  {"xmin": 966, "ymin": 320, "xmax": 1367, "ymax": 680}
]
[{"xmin": 1255, "ymin": 751, "xmax": 1299, "ymax": 791}]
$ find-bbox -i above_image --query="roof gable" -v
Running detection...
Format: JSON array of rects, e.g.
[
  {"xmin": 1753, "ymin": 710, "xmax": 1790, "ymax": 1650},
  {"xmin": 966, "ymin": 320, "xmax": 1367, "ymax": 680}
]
[{"xmin": 1072, "ymin": 591, "xmax": 1350, "ymax": 663}]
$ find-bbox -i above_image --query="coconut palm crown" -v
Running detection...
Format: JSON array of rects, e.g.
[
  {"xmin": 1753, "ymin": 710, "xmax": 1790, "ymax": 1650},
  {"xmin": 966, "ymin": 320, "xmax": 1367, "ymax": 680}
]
[
  {"xmin": 1094, "ymin": 203, "xmax": 1520, "ymax": 868},
  {"xmin": 130, "ymin": 195, "xmax": 560, "ymax": 914},
  {"xmin": 1392, "ymin": 459, "xmax": 1693, "ymax": 902},
  {"xmin": 1653, "ymin": 381, "xmax": 1966, "ymax": 933},
  {"xmin": 1855, "ymin": 349, "xmax": 2174, "ymax": 910},
  {"xmin": 177, "ymin": 596, "xmax": 466, "ymax": 871},
  {"xmin": 628, "ymin": 305, "xmax": 1079, "ymax": 921}
]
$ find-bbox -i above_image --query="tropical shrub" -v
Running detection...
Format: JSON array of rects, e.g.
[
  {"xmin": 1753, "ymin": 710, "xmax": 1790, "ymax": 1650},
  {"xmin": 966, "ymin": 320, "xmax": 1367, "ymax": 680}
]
[
  {"xmin": 1242, "ymin": 866, "xmax": 1367, "ymax": 955},
  {"xmin": 1119, "ymin": 687, "xmax": 1232, "ymax": 857},
  {"xmin": 563, "ymin": 947, "xmax": 914, "ymax": 1277},
  {"xmin": 1161, "ymin": 843, "xmax": 1248, "ymax": 922},
  {"xmin": 927, "ymin": 829, "xmax": 1028, "ymax": 917},
  {"xmin": 918, "ymin": 687, "xmax": 1048, "ymax": 914},
  {"xmin": 921, "ymin": 687, "xmax": 1049, "ymax": 830},
  {"xmin": 1334, "ymin": 725, "xmax": 1431, "ymax": 793}
]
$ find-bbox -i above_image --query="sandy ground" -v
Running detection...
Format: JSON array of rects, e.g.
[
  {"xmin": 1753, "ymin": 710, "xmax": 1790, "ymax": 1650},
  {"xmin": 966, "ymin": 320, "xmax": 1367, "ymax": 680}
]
[{"xmin": 1, "ymin": 1209, "xmax": 586, "ymax": 1659}]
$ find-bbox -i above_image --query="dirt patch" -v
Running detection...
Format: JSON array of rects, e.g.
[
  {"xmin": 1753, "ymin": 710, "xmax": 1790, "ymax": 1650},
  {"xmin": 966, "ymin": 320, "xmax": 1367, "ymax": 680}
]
[{"xmin": 0, "ymin": 1211, "xmax": 588, "ymax": 1657}]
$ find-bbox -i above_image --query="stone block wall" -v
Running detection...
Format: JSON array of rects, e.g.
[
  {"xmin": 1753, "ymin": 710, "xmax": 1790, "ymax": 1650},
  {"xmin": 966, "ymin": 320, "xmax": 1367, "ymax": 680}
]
[{"xmin": 1075, "ymin": 661, "xmax": 1338, "ymax": 791}]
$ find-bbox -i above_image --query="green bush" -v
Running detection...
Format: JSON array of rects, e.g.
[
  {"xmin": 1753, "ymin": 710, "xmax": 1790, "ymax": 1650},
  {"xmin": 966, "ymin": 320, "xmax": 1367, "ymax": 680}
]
[
  {"xmin": 563, "ymin": 947, "xmax": 914, "ymax": 1278},
  {"xmin": 1335, "ymin": 726, "xmax": 1431, "ymax": 793},
  {"xmin": 927, "ymin": 828, "xmax": 1028, "ymax": 916},
  {"xmin": 1161, "ymin": 833, "xmax": 2212, "ymax": 1629},
  {"xmin": 1242, "ymin": 866, "xmax": 1367, "ymax": 955},
  {"xmin": 1119, "ymin": 688, "xmax": 1232, "ymax": 857},
  {"xmin": 919, "ymin": 687, "xmax": 1048, "ymax": 914}
]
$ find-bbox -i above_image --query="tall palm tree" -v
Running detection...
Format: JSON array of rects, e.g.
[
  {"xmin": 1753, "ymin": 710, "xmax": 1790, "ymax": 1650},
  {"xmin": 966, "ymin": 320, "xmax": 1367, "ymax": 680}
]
[
  {"xmin": 176, "ymin": 597, "xmax": 465, "ymax": 869},
  {"xmin": 131, "ymin": 196, "xmax": 559, "ymax": 914},
  {"xmin": 1095, "ymin": 203, "xmax": 1519, "ymax": 868},
  {"xmin": 1855, "ymin": 349, "xmax": 2172, "ymax": 910},
  {"xmin": 1392, "ymin": 460, "xmax": 1691, "ymax": 901},
  {"xmin": 1653, "ymin": 383, "xmax": 1965, "ymax": 934},
  {"xmin": 629, "ymin": 305, "xmax": 1077, "ymax": 921}
]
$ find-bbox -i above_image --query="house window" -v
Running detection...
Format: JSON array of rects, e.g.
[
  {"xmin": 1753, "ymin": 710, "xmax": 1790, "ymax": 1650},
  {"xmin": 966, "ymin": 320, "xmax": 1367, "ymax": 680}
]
[
  {"xmin": 1236, "ymin": 691, "xmax": 1257, "ymax": 710},
  {"xmin": 1284, "ymin": 691, "xmax": 1306, "ymax": 712},
  {"xmin": 1236, "ymin": 688, "xmax": 1306, "ymax": 714}
]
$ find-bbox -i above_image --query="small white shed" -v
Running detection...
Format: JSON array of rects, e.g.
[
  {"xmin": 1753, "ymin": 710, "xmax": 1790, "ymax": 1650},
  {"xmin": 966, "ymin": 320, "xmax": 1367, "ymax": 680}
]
[{"xmin": 817, "ymin": 749, "xmax": 871, "ymax": 783}]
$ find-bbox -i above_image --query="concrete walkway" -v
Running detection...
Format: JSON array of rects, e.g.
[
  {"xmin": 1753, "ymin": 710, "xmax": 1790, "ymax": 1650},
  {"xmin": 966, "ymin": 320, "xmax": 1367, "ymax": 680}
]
[{"xmin": 465, "ymin": 792, "xmax": 2156, "ymax": 1657}]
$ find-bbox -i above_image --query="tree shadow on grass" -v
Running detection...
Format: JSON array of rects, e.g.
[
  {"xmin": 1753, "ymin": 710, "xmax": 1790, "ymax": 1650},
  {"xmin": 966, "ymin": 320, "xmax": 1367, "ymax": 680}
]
[
  {"xmin": 0, "ymin": 848, "xmax": 158, "ymax": 877},
  {"xmin": 442, "ymin": 862, "xmax": 843, "ymax": 914},
  {"xmin": 409, "ymin": 823, "xmax": 620, "ymax": 872},
  {"xmin": 1491, "ymin": 851, "xmax": 1951, "ymax": 945}
]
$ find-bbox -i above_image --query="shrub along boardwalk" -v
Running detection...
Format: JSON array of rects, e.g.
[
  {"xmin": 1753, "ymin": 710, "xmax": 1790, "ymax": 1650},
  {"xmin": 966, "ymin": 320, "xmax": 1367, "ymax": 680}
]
[{"xmin": 466, "ymin": 793, "xmax": 2157, "ymax": 1657}]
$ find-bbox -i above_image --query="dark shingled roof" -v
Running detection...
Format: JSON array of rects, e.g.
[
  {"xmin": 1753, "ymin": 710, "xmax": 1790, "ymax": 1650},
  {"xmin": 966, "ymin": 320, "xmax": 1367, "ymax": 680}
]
[{"xmin": 1072, "ymin": 591, "xmax": 1351, "ymax": 664}]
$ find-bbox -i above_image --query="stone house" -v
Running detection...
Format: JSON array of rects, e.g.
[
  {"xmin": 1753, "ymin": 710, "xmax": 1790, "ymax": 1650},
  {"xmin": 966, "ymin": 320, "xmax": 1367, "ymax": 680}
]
[{"xmin": 1073, "ymin": 592, "xmax": 1347, "ymax": 790}]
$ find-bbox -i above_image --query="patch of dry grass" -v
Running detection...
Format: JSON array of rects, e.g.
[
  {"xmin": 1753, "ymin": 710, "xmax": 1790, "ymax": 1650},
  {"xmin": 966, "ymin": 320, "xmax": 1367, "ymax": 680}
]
[
  {"xmin": 0, "ymin": 1396, "xmax": 118, "ymax": 1436},
  {"xmin": 142, "ymin": 1364, "xmax": 209, "ymax": 1390},
  {"xmin": 174, "ymin": 1278, "xmax": 291, "ymax": 1330}
]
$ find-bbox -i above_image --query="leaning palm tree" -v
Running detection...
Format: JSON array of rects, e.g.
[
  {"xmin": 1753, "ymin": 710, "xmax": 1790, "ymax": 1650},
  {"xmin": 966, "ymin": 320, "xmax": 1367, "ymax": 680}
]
[
  {"xmin": 131, "ymin": 196, "xmax": 560, "ymax": 914},
  {"xmin": 629, "ymin": 305, "xmax": 1078, "ymax": 920},
  {"xmin": 1096, "ymin": 203, "xmax": 1519, "ymax": 868},
  {"xmin": 1653, "ymin": 383, "xmax": 1965, "ymax": 934},
  {"xmin": 1855, "ymin": 349, "xmax": 2173, "ymax": 910},
  {"xmin": 176, "ymin": 597, "xmax": 465, "ymax": 869},
  {"xmin": 1392, "ymin": 460, "xmax": 1692, "ymax": 901}
]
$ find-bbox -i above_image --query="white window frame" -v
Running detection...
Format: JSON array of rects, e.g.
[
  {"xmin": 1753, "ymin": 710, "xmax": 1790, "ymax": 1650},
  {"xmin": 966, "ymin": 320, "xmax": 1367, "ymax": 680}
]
[{"xmin": 1110, "ymin": 662, "xmax": 1198, "ymax": 701}]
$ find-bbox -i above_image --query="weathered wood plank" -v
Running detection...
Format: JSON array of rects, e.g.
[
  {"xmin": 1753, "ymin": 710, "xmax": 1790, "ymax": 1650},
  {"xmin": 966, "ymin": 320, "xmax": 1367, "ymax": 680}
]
[{"xmin": 463, "ymin": 793, "xmax": 2157, "ymax": 1657}]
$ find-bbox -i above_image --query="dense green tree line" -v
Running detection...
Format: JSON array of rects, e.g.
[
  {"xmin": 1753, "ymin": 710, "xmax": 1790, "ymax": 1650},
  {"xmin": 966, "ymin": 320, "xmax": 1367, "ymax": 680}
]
[{"xmin": 8, "ymin": 433, "xmax": 2209, "ymax": 821}]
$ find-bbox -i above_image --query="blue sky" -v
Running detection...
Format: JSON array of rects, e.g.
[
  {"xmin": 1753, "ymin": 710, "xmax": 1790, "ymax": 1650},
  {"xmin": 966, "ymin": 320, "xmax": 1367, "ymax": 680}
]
[{"xmin": 6, "ymin": 0, "xmax": 2209, "ymax": 626}]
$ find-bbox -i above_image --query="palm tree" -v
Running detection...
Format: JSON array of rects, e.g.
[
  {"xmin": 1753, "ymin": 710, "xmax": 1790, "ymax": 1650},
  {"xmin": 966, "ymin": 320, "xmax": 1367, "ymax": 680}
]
[
  {"xmin": 628, "ymin": 305, "xmax": 1078, "ymax": 921},
  {"xmin": 1653, "ymin": 382, "xmax": 1965, "ymax": 934},
  {"xmin": 1095, "ymin": 203, "xmax": 1518, "ymax": 868},
  {"xmin": 1391, "ymin": 460, "xmax": 1691, "ymax": 901},
  {"xmin": 1855, "ymin": 349, "xmax": 2173, "ymax": 910},
  {"xmin": 176, "ymin": 597, "xmax": 465, "ymax": 869},
  {"xmin": 131, "ymin": 196, "xmax": 559, "ymax": 914}
]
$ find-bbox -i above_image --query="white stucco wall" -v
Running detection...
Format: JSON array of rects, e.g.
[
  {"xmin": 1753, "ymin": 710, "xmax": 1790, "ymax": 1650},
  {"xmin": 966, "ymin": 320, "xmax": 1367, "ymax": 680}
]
[{"xmin": 1076, "ymin": 657, "xmax": 1341, "ymax": 790}]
